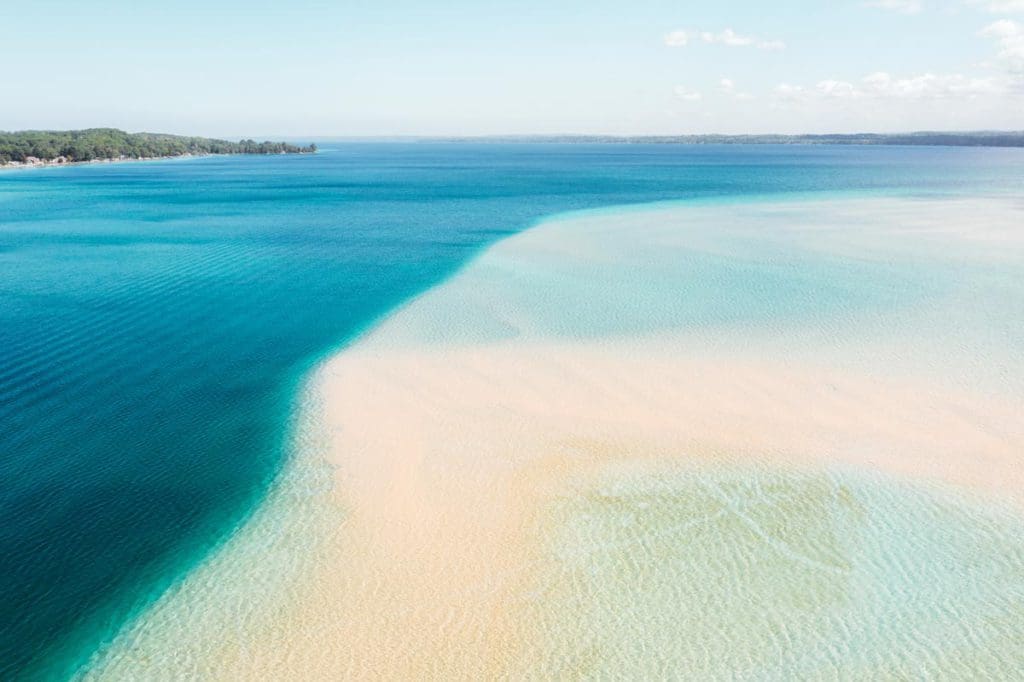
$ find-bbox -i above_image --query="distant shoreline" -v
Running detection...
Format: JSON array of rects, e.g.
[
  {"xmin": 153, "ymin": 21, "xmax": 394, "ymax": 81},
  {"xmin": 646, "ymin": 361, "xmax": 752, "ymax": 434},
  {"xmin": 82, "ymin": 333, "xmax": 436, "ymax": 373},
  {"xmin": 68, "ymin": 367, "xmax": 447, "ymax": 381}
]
[
  {"xmin": 0, "ymin": 128, "xmax": 317, "ymax": 170},
  {"xmin": 427, "ymin": 131, "xmax": 1024, "ymax": 148},
  {"xmin": 0, "ymin": 150, "xmax": 315, "ymax": 172}
]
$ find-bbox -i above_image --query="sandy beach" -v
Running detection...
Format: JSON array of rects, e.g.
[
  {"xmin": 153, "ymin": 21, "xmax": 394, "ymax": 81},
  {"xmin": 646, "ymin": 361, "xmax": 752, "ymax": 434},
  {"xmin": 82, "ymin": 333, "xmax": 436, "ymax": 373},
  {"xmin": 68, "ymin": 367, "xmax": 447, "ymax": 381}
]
[{"xmin": 81, "ymin": 196, "xmax": 1024, "ymax": 679}]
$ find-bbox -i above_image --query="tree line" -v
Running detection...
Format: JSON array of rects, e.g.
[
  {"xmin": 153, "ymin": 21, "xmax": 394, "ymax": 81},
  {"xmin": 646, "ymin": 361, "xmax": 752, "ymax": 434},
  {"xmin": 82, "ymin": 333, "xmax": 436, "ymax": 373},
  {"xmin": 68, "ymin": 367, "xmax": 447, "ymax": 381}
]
[{"xmin": 0, "ymin": 128, "xmax": 316, "ymax": 164}]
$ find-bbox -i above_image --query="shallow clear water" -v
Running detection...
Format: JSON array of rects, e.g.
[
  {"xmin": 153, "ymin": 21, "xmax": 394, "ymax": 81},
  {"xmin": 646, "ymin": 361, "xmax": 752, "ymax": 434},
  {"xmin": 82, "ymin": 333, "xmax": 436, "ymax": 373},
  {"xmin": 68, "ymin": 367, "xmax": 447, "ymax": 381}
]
[
  {"xmin": 524, "ymin": 463, "xmax": 1024, "ymax": 679},
  {"xmin": 2, "ymin": 144, "xmax": 1024, "ymax": 678},
  {"xmin": 82, "ymin": 196, "xmax": 1024, "ymax": 678},
  {"xmin": 387, "ymin": 197, "xmax": 1024, "ymax": 396}
]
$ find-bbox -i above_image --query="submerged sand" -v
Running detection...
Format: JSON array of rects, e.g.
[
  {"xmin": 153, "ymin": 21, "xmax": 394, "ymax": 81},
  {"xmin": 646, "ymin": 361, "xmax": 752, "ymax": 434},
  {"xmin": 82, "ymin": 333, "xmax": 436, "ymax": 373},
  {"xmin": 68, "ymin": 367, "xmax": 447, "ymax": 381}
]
[{"xmin": 82, "ymin": 197, "xmax": 1024, "ymax": 679}]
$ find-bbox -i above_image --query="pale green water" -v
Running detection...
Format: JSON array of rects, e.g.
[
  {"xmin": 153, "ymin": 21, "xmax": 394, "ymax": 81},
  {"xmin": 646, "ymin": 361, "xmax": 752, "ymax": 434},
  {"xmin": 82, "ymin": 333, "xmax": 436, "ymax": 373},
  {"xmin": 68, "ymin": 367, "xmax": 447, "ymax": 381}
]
[{"xmin": 521, "ymin": 463, "xmax": 1024, "ymax": 679}]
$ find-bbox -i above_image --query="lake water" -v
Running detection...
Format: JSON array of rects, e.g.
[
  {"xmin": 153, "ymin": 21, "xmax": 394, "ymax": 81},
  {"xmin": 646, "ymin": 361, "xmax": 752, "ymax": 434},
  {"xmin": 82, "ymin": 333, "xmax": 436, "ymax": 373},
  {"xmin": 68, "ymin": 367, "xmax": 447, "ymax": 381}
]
[{"xmin": 2, "ymin": 143, "xmax": 1022, "ymax": 678}]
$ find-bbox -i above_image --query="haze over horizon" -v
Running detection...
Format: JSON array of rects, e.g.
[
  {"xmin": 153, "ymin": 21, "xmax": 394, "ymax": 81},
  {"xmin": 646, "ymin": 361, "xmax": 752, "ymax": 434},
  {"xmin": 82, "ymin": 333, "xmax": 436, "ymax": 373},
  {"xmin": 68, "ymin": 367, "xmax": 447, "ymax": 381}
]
[{"xmin": 2, "ymin": 0, "xmax": 1022, "ymax": 138}]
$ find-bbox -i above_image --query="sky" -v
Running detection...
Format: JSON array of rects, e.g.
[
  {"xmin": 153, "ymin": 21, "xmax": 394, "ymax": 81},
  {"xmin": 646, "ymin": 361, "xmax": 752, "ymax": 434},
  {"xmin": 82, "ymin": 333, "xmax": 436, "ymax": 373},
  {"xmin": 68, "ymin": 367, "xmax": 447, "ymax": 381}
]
[{"xmin": 1, "ymin": 0, "xmax": 1022, "ymax": 137}]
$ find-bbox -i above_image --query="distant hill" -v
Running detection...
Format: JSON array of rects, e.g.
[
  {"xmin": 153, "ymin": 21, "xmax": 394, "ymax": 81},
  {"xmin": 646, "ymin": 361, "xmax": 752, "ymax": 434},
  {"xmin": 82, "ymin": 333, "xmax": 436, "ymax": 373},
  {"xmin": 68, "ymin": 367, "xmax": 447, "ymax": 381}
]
[
  {"xmin": 0, "ymin": 128, "xmax": 317, "ymax": 166},
  {"xmin": 437, "ymin": 131, "xmax": 1024, "ymax": 147}
]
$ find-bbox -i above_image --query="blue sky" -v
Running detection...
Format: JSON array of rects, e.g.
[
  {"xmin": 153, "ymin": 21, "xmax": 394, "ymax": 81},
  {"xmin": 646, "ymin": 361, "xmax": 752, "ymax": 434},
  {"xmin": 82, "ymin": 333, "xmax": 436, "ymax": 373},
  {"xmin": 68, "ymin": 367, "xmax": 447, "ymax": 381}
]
[{"xmin": 1, "ymin": 0, "xmax": 1021, "ymax": 136}]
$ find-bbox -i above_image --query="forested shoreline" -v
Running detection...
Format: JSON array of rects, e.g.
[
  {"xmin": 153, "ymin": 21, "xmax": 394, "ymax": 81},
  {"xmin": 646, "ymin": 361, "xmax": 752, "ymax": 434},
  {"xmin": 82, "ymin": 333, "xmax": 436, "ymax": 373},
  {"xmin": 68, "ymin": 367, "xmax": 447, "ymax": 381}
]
[{"xmin": 0, "ymin": 129, "xmax": 316, "ymax": 166}]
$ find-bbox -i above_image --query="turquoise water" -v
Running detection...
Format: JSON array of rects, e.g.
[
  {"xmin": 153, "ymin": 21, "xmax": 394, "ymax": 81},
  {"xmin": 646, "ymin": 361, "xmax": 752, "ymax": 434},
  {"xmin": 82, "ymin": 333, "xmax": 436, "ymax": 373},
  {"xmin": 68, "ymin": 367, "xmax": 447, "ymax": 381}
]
[{"xmin": 2, "ymin": 144, "xmax": 1023, "ymax": 678}]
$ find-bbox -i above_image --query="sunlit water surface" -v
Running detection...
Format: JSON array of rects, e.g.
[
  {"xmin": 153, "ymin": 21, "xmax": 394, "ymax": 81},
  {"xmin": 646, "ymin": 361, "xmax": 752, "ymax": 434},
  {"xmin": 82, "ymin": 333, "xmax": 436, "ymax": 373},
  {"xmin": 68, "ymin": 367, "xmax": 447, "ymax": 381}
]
[{"xmin": 2, "ymin": 144, "xmax": 1023, "ymax": 678}]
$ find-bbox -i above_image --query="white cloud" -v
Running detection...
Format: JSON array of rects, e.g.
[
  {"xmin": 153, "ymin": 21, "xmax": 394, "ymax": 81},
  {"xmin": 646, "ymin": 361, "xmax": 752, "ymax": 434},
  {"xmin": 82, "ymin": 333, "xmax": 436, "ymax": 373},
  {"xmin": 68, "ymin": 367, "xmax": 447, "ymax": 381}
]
[
  {"xmin": 816, "ymin": 79, "xmax": 863, "ymax": 98},
  {"xmin": 701, "ymin": 28, "xmax": 753, "ymax": 46},
  {"xmin": 663, "ymin": 31, "xmax": 689, "ymax": 47},
  {"xmin": 777, "ymin": 20, "xmax": 1024, "ymax": 107},
  {"xmin": 970, "ymin": 0, "xmax": 1024, "ymax": 13},
  {"xmin": 701, "ymin": 28, "xmax": 787, "ymax": 50},
  {"xmin": 864, "ymin": 0, "xmax": 924, "ymax": 13},
  {"xmin": 719, "ymin": 78, "xmax": 754, "ymax": 100},
  {"xmin": 981, "ymin": 17, "xmax": 1023, "ymax": 35},
  {"xmin": 673, "ymin": 86, "xmax": 703, "ymax": 101},
  {"xmin": 666, "ymin": 27, "xmax": 785, "ymax": 50},
  {"xmin": 980, "ymin": 19, "xmax": 1024, "ymax": 71},
  {"xmin": 865, "ymin": 71, "xmax": 1002, "ymax": 96},
  {"xmin": 778, "ymin": 70, "xmax": 1005, "ymax": 103},
  {"xmin": 773, "ymin": 83, "xmax": 810, "ymax": 101}
]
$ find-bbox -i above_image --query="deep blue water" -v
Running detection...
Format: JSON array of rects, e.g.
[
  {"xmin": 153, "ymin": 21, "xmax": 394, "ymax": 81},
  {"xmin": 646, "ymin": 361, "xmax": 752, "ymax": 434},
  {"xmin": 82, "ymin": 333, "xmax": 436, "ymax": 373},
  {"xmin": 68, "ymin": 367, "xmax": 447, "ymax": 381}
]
[{"xmin": 1, "ymin": 143, "xmax": 1022, "ymax": 678}]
